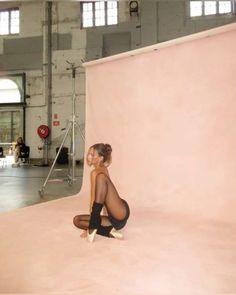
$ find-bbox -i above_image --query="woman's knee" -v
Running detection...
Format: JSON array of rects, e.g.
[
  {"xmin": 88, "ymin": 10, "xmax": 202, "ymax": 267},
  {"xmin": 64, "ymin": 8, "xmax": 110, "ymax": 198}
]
[{"xmin": 73, "ymin": 215, "xmax": 80, "ymax": 227}]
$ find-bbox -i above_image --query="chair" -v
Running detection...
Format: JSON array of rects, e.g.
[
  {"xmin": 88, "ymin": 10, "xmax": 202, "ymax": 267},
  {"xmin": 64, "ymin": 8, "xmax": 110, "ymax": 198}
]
[
  {"xmin": 0, "ymin": 147, "xmax": 7, "ymax": 167},
  {"xmin": 18, "ymin": 145, "xmax": 30, "ymax": 164}
]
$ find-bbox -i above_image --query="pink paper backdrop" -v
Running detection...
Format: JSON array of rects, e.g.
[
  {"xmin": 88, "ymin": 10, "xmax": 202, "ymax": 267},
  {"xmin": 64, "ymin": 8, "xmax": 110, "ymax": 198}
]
[
  {"xmin": 83, "ymin": 23, "xmax": 236, "ymax": 222},
  {"xmin": 1, "ymin": 24, "xmax": 236, "ymax": 294}
]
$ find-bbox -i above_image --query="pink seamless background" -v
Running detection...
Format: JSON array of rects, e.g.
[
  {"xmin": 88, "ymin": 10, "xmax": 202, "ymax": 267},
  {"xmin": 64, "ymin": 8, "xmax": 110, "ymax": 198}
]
[
  {"xmin": 1, "ymin": 23, "xmax": 236, "ymax": 294},
  {"xmin": 83, "ymin": 23, "xmax": 236, "ymax": 222}
]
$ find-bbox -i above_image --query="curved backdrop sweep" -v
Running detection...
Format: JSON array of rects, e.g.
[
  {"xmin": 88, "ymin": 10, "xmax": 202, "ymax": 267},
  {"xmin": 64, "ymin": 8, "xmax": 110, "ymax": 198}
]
[{"xmin": 83, "ymin": 23, "xmax": 236, "ymax": 222}]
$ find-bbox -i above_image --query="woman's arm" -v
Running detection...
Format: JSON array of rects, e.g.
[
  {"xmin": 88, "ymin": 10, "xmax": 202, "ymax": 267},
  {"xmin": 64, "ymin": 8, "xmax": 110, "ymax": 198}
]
[
  {"xmin": 89, "ymin": 171, "xmax": 96, "ymax": 212},
  {"xmin": 89, "ymin": 168, "xmax": 109, "ymax": 215}
]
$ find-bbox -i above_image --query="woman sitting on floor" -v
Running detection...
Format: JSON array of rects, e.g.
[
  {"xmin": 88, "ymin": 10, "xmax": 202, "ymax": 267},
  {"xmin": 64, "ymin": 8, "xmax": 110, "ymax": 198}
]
[{"xmin": 73, "ymin": 143, "xmax": 130, "ymax": 242}]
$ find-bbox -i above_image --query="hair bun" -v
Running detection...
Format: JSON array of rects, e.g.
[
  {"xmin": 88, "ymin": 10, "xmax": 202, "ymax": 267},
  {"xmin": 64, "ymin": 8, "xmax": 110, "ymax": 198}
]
[{"xmin": 105, "ymin": 144, "xmax": 112, "ymax": 156}]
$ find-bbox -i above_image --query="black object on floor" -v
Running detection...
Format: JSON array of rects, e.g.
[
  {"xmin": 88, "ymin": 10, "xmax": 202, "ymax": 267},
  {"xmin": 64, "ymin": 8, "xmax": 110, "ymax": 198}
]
[{"xmin": 56, "ymin": 147, "xmax": 69, "ymax": 164}]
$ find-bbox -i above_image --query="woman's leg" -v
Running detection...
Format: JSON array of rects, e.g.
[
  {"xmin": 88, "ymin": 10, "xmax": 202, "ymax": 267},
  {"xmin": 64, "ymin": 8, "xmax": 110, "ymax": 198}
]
[
  {"xmin": 73, "ymin": 214, "xmax": 90, "ymax": 230},
  {"xmin": 84, "ymin": 173, "xmax": 127, "ymax": 240},
  {"xmin": 73, "ymin": 174, "xmax": 127, "ymax": 240},
  {"xmin": 73, "ymin": 214, "xmax": 113, "ymax": 229},
  {"xmin": 73, "ymin": 214, "xmax": 113, "ymax": 237},
  {"xmin": 94, "ymin": 173, "xmax": 127, "ymax": 220}
]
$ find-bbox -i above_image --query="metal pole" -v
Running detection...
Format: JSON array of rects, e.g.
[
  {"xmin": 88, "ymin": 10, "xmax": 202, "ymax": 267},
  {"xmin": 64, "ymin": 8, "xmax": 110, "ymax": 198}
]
[
  {"xmin": 66, "ymin": 62, "xmax": 80, "ymax": 183},
  {"xmin": 47, "ymin": 1, "xmax": 52, "ymax": 144},
  {"xmin": 72, "ymin": 66, "xmax": 76, "ymax": 182}
]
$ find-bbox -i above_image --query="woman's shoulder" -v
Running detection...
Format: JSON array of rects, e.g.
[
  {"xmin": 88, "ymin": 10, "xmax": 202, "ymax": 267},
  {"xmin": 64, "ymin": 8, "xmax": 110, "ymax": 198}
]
[{"xmin": 90, "ymin": 167, "xmax": 109, "ymax": 178}]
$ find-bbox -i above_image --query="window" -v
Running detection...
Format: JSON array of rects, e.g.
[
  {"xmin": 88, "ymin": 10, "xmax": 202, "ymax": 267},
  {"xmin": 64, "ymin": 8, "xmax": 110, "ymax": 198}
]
[
  {"xmin": 190, "ymin": 1, "xmax": 203, "ymax": 16},
  {"xmin": 95, "ymin": 2, "xmax": 105, "ymax": 26},
  {"xmin": 81, "ymin": 1, "xmax": 118, "ymax": 28},
  {"xmin": 219, "ymin": 1, "xmax": 232, "ymax": 13},
  {"xmin": 0, "ymin": 74, "xmax": 25, "ymax": 105},
  {"xmin": 0, "ymin": 79, "xmax": 21, "ymax": 103},
  {"xmin": 107, "ymin": 1, "xmax": 118, "ymax": 25},
  {"xmin": 0, "ymin": 110, "xmax": 22, "ymax": 143},
  {"xmin": 0, "ymin": 8, "xmax": 19, "ymax": 35},
  {"xmin": 190, "ymin": 0, "xmax": 233, "ymax": 17},
  {"xmin": 205, "ymin": 1, "xmax": 217, "ymax": 15}
]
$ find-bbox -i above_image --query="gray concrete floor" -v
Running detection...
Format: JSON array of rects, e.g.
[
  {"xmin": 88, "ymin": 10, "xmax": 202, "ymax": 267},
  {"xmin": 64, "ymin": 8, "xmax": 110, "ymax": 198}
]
[{"xmin": 0, "ymin": 163, "xmax": 83, "ymax": 212}]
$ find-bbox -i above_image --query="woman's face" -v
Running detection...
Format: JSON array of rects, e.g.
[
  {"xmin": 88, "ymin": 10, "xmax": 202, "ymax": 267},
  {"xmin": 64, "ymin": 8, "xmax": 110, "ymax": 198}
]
[{"xmin": 86, "ymin": 147, "xmax": 103, "ymax": 167}]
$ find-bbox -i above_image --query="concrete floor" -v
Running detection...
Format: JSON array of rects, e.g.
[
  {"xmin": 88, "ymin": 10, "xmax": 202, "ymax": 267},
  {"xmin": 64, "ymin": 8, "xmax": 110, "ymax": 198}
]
[{"xmin": 0, "ymin": 162, "xmax": 83, "ymax": 213}]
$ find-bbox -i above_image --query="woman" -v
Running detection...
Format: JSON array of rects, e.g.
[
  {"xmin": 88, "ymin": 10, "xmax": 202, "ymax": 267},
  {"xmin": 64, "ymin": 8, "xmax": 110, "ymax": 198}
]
[
  {"xmin": 73, "ymin": 143, "xmax": 130, "ymax": 242},
  {"xmin": 14, "ymin": 137, "xmax": 25, "ymax": 164}
]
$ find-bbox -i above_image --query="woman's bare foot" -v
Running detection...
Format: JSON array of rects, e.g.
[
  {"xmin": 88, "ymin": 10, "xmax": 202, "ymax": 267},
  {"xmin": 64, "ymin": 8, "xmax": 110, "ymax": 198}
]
[{"xmin": 80, "ymin": 230, "xmax": 87, "ymax": 238}]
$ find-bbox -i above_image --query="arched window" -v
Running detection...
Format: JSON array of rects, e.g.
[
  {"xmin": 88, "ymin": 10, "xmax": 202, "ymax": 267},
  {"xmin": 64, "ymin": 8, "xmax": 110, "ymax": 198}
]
[{"xmin": 0, "ymin": 79, "xmax": 21, "ymax": 103}]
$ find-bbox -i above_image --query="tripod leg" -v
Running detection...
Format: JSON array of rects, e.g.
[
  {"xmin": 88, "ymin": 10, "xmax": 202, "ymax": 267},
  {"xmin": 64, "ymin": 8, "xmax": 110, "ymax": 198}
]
[
  {"xmin": 77, "ymin": 123, "xmax": 85, "ymax": 142},
  {"xmin": 39, "ymin": 122, "xmax": 72, "ymax": 196}
]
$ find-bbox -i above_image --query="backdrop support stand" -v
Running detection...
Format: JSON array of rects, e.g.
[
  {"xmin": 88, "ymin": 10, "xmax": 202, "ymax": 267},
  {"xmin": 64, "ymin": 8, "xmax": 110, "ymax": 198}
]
[{"xmin": 39, "ymin": 61, "xmax": 85, "ymax": 197}]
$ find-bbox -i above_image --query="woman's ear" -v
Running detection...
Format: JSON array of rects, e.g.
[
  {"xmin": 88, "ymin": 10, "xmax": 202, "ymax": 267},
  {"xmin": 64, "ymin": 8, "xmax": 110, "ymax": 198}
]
[
  {"xmin": 104, "ymin": 161, "xmax": 110, "ymax": 167},
  {"xmin": 99, "ymin": 156, "xmax": 104, "ymax": 164}
]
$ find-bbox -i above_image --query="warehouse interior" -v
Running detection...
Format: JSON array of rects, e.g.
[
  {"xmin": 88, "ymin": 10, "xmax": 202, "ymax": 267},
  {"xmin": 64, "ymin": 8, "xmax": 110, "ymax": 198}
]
[
  {"xmin": 1, "ymin": 0, "xmax": 236, "ymax": 159},
  {"xmin": 1, "ymin": 1, "xmax": 236, "ymax": 294},
  {"xmin": 1, "ymin": 0, "xmax": 236, "ymax": 210}
]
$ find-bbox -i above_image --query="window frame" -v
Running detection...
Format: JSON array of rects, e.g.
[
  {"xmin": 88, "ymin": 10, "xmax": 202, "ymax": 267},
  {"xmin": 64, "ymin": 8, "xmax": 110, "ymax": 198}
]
[
  {"xmin": 0, "ymin": 7, "xmax": 20, "ymax": 36},
  {"xmin": 80, "ymin": 1, "xmax": 118, "ymax": 29},
  {"xmin": 189, "ymin": 0, "xmax": 235, "ymax": 18}
]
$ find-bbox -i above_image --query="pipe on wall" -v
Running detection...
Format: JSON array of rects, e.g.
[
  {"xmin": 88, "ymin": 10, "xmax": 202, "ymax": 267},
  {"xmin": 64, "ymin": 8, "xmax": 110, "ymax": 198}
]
[{"xmin": 43, "ymin": 1, "xmax": 52, "ymax": 145}]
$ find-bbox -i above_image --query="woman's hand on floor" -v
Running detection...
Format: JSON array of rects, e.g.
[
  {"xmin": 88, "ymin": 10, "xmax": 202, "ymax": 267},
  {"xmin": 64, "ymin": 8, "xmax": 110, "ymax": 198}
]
[{"xmin": 80, "ymin": 230, "xmax": 87, "ymax": 238}]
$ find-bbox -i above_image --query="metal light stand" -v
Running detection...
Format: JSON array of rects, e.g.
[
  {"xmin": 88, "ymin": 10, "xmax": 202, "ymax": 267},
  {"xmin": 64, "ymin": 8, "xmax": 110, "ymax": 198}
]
[{"xmin": 39, "ymin": 61, "xmax": 85, "ymax": 197}]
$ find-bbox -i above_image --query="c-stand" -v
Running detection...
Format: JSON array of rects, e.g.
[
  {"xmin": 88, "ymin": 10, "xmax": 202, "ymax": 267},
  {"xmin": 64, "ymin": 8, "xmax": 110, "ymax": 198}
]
[{"xmin": 39, "ymin": 61, "xmax": 85, "ymax": 197}]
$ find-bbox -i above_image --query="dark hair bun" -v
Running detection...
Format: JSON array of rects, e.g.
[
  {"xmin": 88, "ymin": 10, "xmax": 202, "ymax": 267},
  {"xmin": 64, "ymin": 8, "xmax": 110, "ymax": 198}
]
[{"xmin": 105, "ymin": 144, "xmax": 112, "ymax": 156}]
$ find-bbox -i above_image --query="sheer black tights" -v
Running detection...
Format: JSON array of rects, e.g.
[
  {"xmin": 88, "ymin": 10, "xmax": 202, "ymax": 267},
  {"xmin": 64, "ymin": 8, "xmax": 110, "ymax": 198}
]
[{"xmin": 73, "ymin": 173, "xmax": 126, "ymax": 237}]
